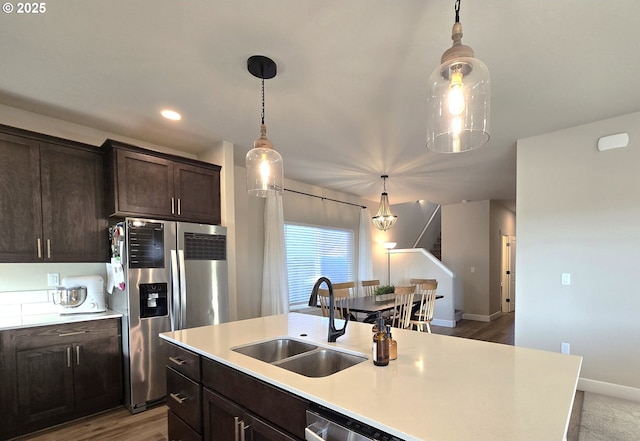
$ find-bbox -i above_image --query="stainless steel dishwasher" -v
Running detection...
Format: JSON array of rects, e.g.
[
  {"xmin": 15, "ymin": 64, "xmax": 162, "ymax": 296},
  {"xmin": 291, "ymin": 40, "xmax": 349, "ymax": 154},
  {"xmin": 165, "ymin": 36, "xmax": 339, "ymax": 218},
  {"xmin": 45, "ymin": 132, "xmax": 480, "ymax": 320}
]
[{"xmin": 305, "ymin": 407, "xmax": 404, "ymax": 441}]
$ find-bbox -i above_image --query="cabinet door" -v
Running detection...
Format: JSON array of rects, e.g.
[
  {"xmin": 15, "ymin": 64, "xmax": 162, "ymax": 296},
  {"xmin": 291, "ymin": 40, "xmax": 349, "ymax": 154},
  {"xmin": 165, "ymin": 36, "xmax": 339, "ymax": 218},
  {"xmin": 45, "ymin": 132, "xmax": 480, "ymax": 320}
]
[
  {"xmin": 0, "ymin": 132, "xmax": 43, "ymax": 262},
  {"xmin": 115, "ymin": 149, "xmax": 174, "ymax": 217},
  {"xmin": 40, "ymin": 143, "xmax": 108, "ymax": 262},
  {"xmin": 203, "ymin": 388, "xmax": 298, "ymax": 441},
  {"xmin": 174, "ymin": 163, "xmax": 221, "ymax": 224},
  {"xmin": 168, "ymin": 409, "xmax": 202, "ymax": 441},
  {"xmin": 0, "ymin": 330, "xmax": 18, "ymax": 438},
  {"xmin": 16, "ymin": 344, "xmax": 75, "ymax": 425},
  {"xmin": 73, "ymin": 336, "xmax": 122, "ymax": 413}
]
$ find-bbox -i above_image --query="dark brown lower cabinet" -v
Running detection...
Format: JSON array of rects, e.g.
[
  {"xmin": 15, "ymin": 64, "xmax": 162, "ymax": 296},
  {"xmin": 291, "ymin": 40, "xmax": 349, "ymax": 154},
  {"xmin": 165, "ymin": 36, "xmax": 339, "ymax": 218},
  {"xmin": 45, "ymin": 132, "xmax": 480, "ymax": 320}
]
[
  {"xmin": 0, "ymin": 318, "xmax": 123, "ymax": 440},
  {"xmin": 168, "ymin": 408, "xmax": 202, "ymax": 441},
  {"xmin": 203, "ymin": 388, "xmax": 298, "ymax": 441},
  {"xmin": 16, "ymin": 342, "xmax": 75, "ymax": 423},
  {"xmin": 165, "ymin": 342, "xmax": 309, "ymax": 441}
]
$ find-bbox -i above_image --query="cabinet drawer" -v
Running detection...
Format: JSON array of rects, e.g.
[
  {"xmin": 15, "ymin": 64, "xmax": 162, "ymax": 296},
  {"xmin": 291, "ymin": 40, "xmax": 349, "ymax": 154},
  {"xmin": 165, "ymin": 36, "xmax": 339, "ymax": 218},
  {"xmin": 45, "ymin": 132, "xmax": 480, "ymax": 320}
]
[
  {"xmin": 166, "ymin": 342, "xmax": 200, "ymax": 380},
  {"xmin": 168, "ymin": 409, "xmax": 202, "ymax": 441},
  {"xmin": 202, "ymin": 358, "xmax": 309, "ymax": 439},
  {"xmin": 167, "ymin": 367, "xmax": 201, "ymax": 433},
  {"xmin": 13, "ymin": 318, "xmax": 120, "ymax": 351}
]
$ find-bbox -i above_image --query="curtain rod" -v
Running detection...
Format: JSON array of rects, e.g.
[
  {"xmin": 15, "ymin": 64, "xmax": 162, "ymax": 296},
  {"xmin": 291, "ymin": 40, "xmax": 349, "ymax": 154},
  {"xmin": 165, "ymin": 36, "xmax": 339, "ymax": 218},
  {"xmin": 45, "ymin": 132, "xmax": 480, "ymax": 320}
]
[{"xmin": 284, "ymin": 188, "xmax": 367, "ymax": 209}]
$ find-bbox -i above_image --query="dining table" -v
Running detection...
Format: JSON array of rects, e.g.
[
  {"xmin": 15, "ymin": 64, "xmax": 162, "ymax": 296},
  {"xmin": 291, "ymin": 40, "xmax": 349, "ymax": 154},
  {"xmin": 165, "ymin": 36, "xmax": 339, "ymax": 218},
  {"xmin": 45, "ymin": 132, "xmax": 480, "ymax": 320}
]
[{"xmin": 348, "ymin": 293, "xmax": 444, "ymax": 322}]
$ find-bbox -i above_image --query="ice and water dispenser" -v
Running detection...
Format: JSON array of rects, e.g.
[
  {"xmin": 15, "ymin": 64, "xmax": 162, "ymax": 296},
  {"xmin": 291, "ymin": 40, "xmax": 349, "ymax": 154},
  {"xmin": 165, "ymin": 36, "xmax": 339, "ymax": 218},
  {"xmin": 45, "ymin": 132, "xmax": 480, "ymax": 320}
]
[{"xmin": 139, "ymin": 283, "xmax": 168, "ymax": 318}]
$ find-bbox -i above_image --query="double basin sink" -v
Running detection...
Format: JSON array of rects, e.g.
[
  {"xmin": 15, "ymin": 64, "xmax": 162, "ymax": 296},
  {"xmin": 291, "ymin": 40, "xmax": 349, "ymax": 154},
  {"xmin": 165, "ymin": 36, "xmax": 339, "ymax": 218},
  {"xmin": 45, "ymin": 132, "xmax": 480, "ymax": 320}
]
[{"xmin": 232, "ymin": 338, "xmax": 367, "ymax": 378}]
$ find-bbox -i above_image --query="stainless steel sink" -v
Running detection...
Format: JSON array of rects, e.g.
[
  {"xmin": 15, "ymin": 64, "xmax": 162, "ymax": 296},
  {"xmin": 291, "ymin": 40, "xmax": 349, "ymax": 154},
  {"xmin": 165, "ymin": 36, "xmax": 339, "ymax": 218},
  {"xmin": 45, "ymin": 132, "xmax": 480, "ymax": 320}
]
[
  {"xmin": 275, "ymin": 349, "xmax": 368, "ymax": 378},
  {"xmin": 232, "ymin": 338, "xmax": 318, "ymax": 363},
  {"xmin": 232, "ymin": 338, "xmax": 368, "ymax": 377}
]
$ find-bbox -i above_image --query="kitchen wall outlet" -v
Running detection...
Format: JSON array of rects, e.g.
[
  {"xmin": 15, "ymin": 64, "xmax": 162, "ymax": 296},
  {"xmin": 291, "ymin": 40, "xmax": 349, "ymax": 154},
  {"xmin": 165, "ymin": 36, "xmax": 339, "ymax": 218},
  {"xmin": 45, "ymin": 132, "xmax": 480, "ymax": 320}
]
[
  {"xmin": 470, "ymin": 266, "xmax": 475, "ymax": 273},
  {"xmin": 561, "ymin": 273, "xmax": 571, "ymax": 285},
  {"xmin": 47, "ymin": 273, "xmax": 60, "ymax": 287},
  {"xmin": 561, "ymin": 342, "xmax": 570, "ymax": 354}
]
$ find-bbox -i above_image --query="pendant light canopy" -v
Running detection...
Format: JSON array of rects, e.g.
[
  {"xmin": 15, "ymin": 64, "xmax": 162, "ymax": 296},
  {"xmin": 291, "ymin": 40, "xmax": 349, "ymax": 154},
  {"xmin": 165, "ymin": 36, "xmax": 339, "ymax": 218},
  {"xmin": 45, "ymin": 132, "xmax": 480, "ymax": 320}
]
[
  {"xmin": 372, "ymin": 175, "xmax": 398, "ymax": 231},
  {"xmin": 246, "ymin": 55, "xmax": 284, "ymax": 197},
  {"xmin": 426, "ymin": 0, "xmax": 490, "ymax": 153}
]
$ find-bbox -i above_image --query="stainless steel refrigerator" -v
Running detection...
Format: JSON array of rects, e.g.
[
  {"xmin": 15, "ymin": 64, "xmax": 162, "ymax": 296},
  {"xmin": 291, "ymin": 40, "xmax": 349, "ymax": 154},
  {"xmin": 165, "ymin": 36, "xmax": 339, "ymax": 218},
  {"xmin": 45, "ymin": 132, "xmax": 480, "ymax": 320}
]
[{"xmin": 108, "ymin": 218, "xmax": 228, "ymax": 413}]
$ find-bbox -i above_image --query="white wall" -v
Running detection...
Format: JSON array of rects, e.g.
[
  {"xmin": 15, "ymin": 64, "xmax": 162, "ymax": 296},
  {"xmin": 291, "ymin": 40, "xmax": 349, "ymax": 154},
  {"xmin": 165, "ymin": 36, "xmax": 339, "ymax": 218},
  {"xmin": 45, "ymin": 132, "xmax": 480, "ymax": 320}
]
[
  {"xmin": 516, "ymin": 111, "xmax": 640, "ymax": 399},
  {"xmin": 382, "ymin": 200, "xmax": 440, "ymax": 250},
  {"xmin": 442, "ymin": 201, "xmax": 490, "ymax": 317},
  {"xmin": 441, "ymin": 200, "xmax": 516, "ymax": 320}
]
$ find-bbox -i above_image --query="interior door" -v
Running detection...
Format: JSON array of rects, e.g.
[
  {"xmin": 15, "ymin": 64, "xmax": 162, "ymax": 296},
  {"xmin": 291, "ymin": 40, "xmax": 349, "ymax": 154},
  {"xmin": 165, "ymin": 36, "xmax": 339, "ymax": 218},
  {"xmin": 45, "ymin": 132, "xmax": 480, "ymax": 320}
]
[{"xmin": 501, "ymin": 235, "xmax": 516, "ymax": 312}]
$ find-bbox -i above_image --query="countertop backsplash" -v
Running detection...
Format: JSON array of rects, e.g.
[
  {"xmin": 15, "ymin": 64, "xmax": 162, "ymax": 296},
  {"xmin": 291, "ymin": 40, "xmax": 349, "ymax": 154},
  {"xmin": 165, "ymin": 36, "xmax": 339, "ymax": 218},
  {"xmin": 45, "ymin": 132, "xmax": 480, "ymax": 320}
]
[{"xmin": 0, "ymin": 289, "xmax": 61, "ymax": 329}]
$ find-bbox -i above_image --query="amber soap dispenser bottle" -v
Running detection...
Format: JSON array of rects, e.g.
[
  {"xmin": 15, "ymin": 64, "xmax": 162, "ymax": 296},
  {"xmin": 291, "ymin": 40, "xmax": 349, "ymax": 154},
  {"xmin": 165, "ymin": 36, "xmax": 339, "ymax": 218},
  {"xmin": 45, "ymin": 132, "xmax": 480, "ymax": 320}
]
[{"xmin": 372, "ymin": 316, "xmax": 390, "ymax": 366}]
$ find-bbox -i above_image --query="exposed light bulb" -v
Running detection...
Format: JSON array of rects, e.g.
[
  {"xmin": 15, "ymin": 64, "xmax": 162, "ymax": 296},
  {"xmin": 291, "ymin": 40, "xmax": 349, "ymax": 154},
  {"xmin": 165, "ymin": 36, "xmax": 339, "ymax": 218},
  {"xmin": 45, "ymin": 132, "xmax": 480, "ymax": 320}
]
[
  {"xmin": 259, "ymin": 154, "xmax": 271, "ymax": 190},
  {"xmin": 448, "ymin": 70, "xmax": 465, "ymax": 116}
]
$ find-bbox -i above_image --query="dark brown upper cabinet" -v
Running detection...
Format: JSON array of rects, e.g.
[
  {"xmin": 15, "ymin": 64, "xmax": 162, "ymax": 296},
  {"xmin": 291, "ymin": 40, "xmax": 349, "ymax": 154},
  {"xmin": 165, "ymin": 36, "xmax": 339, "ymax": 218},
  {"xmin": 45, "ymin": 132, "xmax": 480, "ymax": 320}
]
[
  {"xmin": 0, "ymin": 126, "xmax": 107, "ymax": 263},
  {"xmin": 103, "ymin": 139, "xmax": 221, "ymax": 225}
]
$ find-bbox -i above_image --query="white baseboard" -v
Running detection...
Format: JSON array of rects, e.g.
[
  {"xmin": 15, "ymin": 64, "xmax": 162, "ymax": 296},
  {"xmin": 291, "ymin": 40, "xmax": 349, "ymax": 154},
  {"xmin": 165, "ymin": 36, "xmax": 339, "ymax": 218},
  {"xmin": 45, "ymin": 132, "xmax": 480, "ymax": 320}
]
[
  {"xmin": 432, "ymin": 318, "xmax": 455, "ymax": 328},
  {"xmin": 461, "ymin": 311, "xmax": 502, "ymax": 322},
  {"xmin": 578, "ymin": 378, "xmax": 640, "ymax": 403}
]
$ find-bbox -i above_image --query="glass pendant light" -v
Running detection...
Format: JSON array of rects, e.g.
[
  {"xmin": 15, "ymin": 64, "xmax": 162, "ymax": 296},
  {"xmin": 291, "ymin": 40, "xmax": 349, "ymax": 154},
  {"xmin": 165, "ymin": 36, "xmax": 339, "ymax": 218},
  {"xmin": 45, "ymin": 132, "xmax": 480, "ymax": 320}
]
[
  {"xmin": 426, "ymin": 0, "xmax": 490, "ymax": 153},
  {"xmin": 372, "ymin": 175, "xmax": 398, "ymax": 231},
  {"xmin": 246, "ymin": 55, "xmax": 283, "ymax": 197}
]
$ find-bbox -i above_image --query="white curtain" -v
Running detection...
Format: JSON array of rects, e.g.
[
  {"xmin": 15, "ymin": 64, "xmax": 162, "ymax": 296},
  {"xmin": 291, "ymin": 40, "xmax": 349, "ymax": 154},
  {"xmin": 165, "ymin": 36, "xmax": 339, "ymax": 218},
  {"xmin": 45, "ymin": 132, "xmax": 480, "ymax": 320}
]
[
  {"xmin": 357, "ymin": 207, "xmax": 373, "ymax": 296},
  {"xmin": 261, "ymin": 193, "xmax": 289, "ymax": 316}
]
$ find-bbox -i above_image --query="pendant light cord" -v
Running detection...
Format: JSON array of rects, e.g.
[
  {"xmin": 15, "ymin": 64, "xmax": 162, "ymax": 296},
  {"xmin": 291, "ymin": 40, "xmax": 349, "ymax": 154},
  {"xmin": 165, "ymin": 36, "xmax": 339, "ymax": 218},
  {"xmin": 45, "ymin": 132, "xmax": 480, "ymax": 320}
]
[
  {"xmin": 261, "ymin": 77, "xmax": 265, "ymax": 125},
  {"xmin": 455, "ymin": 0, "xmax": 460, "ymax": 23}
]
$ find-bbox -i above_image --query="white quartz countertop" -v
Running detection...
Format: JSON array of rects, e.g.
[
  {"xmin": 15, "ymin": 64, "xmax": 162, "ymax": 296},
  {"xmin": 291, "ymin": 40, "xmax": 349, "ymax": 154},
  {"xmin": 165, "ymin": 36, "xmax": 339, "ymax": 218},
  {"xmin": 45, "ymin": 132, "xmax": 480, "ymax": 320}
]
[
  {"xmin": 0, "ymin": 310, "xmax": 123, "ymax": 331},
  {"xmin": 160, "ymin": 313, "xmax": 582, "ymax": 441}
]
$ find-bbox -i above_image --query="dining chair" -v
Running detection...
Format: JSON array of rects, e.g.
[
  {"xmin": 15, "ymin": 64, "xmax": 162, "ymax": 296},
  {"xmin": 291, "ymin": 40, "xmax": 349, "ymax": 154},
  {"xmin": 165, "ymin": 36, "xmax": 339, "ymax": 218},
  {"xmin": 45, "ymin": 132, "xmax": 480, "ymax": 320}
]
[
  {"xmin": 409, "ymin": 278, "xmax": 437, "ymax": 293},
  {"xmin": 317, "ymin": 283, "xmax": 355, "ymax": 320},
  {"xmin": 409, "ymin": 280, "xmax": 438, "ymax": 333},
  {"xmin": 389, "ymin": 286, "xmax": 414, "ymax": 329},
  {"xmin": 361, "ymin": 279, "xmax": 380, "ymax": 297}
]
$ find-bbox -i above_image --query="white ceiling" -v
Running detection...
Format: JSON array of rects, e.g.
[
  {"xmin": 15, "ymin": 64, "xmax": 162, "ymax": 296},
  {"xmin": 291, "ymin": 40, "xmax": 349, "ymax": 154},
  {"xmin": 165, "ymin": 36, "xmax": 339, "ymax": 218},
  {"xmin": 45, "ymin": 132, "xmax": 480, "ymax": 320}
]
[{"xmin": 2, "ymin": 1, "xmax": 639, "ymax": 208}]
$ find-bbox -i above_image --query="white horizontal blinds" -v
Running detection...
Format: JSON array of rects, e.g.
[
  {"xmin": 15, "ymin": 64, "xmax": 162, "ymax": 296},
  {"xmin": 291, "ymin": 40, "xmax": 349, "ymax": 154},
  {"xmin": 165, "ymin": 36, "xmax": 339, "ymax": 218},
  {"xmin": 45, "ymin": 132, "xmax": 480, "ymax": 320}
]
[{"xmin": 285, "ymin": 224, "xmax": 354, "ymax": 309}]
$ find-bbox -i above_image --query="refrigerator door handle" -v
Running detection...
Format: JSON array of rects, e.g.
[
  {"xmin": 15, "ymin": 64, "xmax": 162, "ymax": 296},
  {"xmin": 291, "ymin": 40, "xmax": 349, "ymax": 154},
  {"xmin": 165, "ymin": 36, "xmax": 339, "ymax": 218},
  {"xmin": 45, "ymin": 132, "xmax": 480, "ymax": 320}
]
[
  {"xmin": 170, "ymin": 249, "xmax": 180, "ymax": 331},
  {"xmin": 177, "ymin": 249, "xmax": 187, "ymax": 330}
]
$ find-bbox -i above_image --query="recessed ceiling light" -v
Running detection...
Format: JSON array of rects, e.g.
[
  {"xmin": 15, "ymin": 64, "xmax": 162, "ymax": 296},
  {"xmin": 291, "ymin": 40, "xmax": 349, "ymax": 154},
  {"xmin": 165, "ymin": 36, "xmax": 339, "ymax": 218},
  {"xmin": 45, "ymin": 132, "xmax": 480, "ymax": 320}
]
[{"xmin": 161, "ymin": 109, "xmax": 182, "ymax": 121}]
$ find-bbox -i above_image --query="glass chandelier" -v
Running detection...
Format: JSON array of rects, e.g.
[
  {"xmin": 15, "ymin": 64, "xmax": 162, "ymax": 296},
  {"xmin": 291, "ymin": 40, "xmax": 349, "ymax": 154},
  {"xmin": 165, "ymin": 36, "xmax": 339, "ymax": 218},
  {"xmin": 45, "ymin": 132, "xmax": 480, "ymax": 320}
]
[
  {"xmin": 426, "ymin": 0, "xmax": 490, "ymax": 153},
  {"xmin": 372, "ymin": 175, "xmax": 397, "ymax": 231},
  {"xmin": 246, "ymin": 55, "xmax": 284, "ymax": 197}
]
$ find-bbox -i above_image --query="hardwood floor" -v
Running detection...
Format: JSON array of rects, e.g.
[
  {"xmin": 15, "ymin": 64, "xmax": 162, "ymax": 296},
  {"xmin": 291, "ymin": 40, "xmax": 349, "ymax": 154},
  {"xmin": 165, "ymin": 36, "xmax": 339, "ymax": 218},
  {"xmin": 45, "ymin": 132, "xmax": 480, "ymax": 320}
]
[
  {"xmin": 15, "ymin": 405, "xmax": 168, "ymax": 441},
  {"xmin": 14, "ymin": 313, "xmax": 519, "ymax": 441},
  {"xmin": 430, "ymin": 311, "xmax": 515, "ymax": 345}
]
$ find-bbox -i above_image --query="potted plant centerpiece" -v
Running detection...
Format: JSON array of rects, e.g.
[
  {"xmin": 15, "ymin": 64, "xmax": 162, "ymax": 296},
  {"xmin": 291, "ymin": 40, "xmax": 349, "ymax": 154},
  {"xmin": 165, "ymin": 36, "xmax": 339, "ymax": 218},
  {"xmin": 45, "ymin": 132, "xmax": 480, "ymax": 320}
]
[{"xmin": 374, "ymin": 285, "xmax": 394, "ymax": 301}]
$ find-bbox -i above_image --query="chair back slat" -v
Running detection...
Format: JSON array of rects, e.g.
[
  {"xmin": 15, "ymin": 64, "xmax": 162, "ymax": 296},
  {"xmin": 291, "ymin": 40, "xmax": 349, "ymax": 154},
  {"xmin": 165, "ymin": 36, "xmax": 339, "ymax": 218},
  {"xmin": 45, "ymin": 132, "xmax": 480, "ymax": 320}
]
[
  {"xmin": 409, "ymin": 280, "xmax": 438, "ymax": 333},
  {"xmin": 390, "ymin": 286, "xmax": 414, "ymax": 329},
  {"xmin": 361, "ymin": 279, "xmax": 380, "ymax": 297}
]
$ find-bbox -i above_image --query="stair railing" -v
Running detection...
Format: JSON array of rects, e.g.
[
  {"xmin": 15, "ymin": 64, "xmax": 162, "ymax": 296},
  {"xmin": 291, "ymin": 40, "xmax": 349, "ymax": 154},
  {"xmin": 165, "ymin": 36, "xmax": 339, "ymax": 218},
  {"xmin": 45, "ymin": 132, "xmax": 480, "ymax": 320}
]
[{"xmin": 412, "ymin": 204, "xmax": 441, "ymax": 248}]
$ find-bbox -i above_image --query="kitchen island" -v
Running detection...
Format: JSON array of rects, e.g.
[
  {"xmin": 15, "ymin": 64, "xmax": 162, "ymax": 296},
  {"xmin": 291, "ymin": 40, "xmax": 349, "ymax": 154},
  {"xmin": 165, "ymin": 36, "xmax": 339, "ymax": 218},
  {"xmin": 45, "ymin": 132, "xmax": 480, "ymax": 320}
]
[{"xmin": 160, "ymin": 313, "xmax": 582, "ymax": 441}]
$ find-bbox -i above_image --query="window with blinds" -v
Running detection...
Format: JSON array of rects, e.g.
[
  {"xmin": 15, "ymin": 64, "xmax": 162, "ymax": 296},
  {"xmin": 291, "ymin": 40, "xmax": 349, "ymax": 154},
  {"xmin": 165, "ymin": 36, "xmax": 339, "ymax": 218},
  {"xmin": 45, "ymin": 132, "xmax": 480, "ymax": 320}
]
[{"xmin": 285, "ymin": 223, "xmax": 354, "ymax": 309}]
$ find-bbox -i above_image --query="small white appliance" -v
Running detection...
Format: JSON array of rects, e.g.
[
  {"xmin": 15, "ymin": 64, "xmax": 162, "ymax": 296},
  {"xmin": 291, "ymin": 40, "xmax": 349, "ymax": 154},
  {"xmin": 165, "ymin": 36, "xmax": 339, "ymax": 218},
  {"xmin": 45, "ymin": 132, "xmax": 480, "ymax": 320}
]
[{"xmin": 53, "ymin": 275, "xmax": 107, "ymax": 314}]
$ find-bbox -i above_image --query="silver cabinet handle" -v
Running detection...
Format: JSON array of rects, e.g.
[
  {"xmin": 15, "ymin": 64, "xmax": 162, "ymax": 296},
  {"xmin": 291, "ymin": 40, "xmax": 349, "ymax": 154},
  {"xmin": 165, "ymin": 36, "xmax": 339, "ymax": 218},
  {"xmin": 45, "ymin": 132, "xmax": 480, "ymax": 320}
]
[
  {"xmin": 177, "ymin": 198, "xmax": 181, "ymax": 215},
  {"xmin": 168, "ymin": 356, "xmax": 186, "ymax": 366},
  {"xmin": 169, "ymin": 392, "xmax": 187, "ymax": 404},
  {"xmin": 37, "ymin": 238, "xmax": 42, "ymax": 259},
  {"xmin": 240, "ymin": 420, "xmax": 249, "ymax": 441},
  {"xmin": 76, "ymin": 345, "xmax": 80, "ymax": 365},
  {"xmin": 66, "ymin": 347, "xmax": 72, "ymax": 368},
  {"xmin": 171, "ymin": 197, "xmax": 175, "ymax": 214},
  {"xmin": 234, "ymin": 416, "xmax": 240, "ymax": 441},
  {"xmin": 47, "ymin": 239, "xmax": 51, "ymax": 259},
  {"xmin": 305, "ymin": 423, "xmax": 328, "ymax": 441},
  {"xmin": 58, "ymin": 330, "xmax": 87, "ymax": 337}
]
